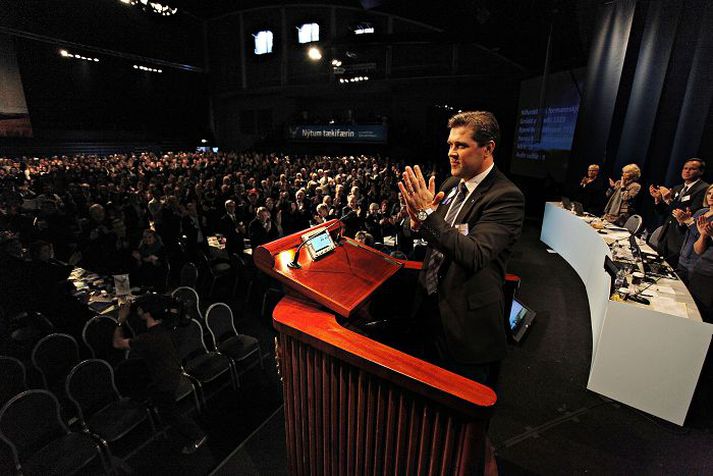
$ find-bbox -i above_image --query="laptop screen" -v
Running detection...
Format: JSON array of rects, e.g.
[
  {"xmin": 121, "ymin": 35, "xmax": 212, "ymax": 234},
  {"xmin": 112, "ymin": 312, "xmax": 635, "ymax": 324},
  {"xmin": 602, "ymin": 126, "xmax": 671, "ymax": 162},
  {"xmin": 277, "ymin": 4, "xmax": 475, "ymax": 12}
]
[{"xmin": 509, "ymin": 298, "xmax": 528, "ymax": 331}]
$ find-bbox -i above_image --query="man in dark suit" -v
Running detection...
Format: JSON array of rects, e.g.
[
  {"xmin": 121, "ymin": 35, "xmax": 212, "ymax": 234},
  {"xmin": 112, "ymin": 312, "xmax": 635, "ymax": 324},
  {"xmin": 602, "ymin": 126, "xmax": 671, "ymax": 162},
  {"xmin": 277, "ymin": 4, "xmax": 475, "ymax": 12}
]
[
  {"xmin": 577, "ymin": 164, "xmax": 606, "ymax": 215},
  {"xmin": 649, "ymin": 158, "xmax": 708, "ymax": 267},
  {"xmin": 248, "ymin": 206, "xmax": 280, "ymax": 251},
  {"xmin": 218, "ymin": 199, "xmax": 245, "ymax": 255},
  {"xmin": 398, "ymin": 111, "xmax": 525, "ymax": 386}
]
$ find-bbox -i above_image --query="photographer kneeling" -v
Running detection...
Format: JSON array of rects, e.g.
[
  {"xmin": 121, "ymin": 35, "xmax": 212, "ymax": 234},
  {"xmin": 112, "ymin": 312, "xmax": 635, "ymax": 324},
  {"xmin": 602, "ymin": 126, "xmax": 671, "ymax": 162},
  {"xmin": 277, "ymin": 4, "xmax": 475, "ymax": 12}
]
[{"xmin": 112, "ymin": 294, "xmax": 207, "ymax": 454}]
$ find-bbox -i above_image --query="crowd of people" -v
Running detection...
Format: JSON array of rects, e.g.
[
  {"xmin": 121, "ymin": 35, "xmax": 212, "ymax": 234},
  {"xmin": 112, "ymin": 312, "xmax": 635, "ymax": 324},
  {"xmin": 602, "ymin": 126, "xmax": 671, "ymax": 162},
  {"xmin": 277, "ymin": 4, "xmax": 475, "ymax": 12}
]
[
  {"xmin": 0, "ymin": 150, "xmax": 425, "ymax": 335},
  {"xmin": 575, "ymin": 158, "xmax": 712, "ymax": 322}
]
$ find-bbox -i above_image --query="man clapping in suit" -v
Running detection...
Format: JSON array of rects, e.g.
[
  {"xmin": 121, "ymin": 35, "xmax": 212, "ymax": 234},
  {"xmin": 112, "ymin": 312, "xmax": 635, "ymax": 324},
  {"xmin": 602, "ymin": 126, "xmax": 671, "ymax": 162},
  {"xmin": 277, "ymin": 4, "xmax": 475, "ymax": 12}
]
[
  {"xmin": 649, "ymin": 158, "xmax": 708, "ymax": 267},
  {"xmin": 398, "ymin": 111, "xmax": 524, "ymax": 387}
]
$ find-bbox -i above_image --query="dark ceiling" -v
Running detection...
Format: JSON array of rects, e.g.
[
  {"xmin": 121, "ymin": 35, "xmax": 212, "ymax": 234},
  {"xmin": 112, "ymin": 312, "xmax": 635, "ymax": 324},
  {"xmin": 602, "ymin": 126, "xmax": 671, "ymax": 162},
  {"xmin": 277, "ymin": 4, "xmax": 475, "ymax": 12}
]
[{"xmin": 174, "ymin": 0, "xmax": 595, "ymax": 73}]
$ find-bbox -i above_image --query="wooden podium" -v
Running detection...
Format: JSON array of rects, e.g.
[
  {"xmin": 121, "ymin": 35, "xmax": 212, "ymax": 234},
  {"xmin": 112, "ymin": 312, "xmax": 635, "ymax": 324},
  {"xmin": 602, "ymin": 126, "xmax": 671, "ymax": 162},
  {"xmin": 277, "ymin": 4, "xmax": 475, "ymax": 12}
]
[{"xmin": 254, "ymin": 220, "xmax": 497, "ymax": 475}]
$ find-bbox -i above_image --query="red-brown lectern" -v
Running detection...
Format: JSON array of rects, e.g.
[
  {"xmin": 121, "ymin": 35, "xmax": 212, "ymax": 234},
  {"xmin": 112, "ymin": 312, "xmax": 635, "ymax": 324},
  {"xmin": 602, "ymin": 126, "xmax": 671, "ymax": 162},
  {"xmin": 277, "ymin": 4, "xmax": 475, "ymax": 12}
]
[{"xmin": 254, "ymin": 219, "xmax": 496, "ymax": 475}]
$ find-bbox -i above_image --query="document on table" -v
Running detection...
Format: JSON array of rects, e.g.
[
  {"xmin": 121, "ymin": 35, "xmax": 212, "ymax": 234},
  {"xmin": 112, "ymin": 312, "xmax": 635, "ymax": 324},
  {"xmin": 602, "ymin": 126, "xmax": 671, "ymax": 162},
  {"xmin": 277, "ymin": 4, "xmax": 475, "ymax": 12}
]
[
  {"xmin": 653, "ymin": 285, "xmax": 676, "ymax": 295},
  {"xmin": 651, "ymin": 296, "xmax": 688, "ymax": 318}
]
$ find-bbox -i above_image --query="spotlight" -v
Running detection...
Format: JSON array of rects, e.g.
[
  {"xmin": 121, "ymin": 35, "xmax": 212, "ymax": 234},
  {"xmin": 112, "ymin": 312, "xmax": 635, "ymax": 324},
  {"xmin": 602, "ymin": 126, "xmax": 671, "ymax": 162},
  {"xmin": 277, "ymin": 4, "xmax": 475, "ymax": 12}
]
[
  {"xmin": 59, "ymin": 49, "xmax": 69, "ymax": 57},
  {"xmin": 119, "ymin": 0, "xmax": 131, "ymax": 4},
  {"xmin": 201, "ymin": 139, "xmax": 207, "ymax": 144},
  {"xmin": 307, "ymin": 46, "xmax": 322, "ymax": 61}
]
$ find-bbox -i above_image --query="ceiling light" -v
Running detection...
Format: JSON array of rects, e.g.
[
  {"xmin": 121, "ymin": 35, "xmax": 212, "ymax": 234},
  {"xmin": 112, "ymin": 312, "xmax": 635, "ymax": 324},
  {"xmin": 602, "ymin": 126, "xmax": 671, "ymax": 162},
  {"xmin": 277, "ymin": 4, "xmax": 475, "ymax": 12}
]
[
  {"xmin": 59, "ymin": 49, "xmax": 69, "ymax": 57},
  {"xmin": 307, "ymin": 46, "xmax": 322, "ymax": 61}
]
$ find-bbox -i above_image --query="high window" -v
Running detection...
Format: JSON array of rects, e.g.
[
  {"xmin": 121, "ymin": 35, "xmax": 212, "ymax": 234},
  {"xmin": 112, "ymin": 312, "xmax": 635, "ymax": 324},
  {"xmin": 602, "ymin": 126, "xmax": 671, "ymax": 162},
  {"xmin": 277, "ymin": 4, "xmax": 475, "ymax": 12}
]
[
  {"xmin": 354, "ymin": 23, "xmax": 374, "ymax": 35},
  {"xmin": 253, "ymin": 30, "xmax": 273, "ymax": 55},
  {"xmin": 297, "ymin": 23, "xmax": 320, "ymax": 43}
]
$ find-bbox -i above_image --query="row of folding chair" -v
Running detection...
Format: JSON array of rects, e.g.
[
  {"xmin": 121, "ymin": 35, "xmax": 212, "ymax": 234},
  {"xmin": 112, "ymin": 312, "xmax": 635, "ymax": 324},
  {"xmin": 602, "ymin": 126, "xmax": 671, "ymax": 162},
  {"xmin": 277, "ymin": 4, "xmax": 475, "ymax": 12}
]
[
  {"xmin": 171, "ymin": 288, "xmax": 263, "ymax": 367},
  {"xmin": 170, "ymin": 287, "xmax": 264, "ymax": 405},
  {"xmin": 180, "ymin": 252, "xmax": 254, "ymax": 300},
  {"xmin": 0, "ymin": 358, "xmax": 158, "ymax": 475}
]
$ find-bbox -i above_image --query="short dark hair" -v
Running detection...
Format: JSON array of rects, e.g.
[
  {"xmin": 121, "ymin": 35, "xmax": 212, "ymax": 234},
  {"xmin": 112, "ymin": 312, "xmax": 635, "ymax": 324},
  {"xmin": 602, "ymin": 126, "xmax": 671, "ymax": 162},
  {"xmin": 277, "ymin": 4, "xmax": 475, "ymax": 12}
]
[
  {"xmin": 448, "ymin": 111, "xmax": 501, "ymax": 149},
  {"xmin": 133, "ymin": 293, "xmax": 172, "ymax": 320},
  {"xmin": 685, "ymin": 158, "xmax": 706, "ymax": 173}
]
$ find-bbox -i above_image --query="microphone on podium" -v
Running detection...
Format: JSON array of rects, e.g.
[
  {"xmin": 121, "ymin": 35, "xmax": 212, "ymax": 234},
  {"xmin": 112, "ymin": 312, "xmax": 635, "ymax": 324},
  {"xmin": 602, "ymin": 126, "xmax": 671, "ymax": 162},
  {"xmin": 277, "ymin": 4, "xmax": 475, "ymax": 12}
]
[{"xmin": 287, "ymin": 209, "xmax": 355, "ymax": 269}]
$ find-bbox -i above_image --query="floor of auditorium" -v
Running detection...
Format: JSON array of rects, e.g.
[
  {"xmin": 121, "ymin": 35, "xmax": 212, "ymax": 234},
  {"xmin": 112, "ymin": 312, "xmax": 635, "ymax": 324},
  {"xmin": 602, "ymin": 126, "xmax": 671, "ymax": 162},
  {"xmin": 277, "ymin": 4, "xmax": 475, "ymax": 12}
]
[{"xmin": 103, "ymin": 220, "xmax": 713, "ymax": 475}]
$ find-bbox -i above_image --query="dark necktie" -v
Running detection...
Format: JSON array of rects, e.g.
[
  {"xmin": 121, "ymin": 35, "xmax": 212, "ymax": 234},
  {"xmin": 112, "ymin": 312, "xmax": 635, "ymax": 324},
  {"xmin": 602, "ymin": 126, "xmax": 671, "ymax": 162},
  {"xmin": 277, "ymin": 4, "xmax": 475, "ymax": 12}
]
[{"xmin": 425, "ymin": 183, "xmax": 469, "ymax": 295}]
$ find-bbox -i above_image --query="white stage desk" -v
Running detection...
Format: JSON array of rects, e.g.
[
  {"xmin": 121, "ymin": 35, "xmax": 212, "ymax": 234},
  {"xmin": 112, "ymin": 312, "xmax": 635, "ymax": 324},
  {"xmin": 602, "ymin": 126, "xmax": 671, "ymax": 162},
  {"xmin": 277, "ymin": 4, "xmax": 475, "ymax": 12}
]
[{"xmin": 541, "ymin": 202, "xmax": 712, "ymax": 425}]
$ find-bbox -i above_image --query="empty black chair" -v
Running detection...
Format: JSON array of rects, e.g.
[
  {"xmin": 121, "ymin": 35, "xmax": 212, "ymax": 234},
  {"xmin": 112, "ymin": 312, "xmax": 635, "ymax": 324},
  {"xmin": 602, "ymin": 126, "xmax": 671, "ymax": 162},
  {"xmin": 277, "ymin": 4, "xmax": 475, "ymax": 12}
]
[
  {"xmin": 624, "ymin": 214, "xmax": 643, "ymax": 236},
  {"xmin": 6, "ymin": 311, "xmax": 54, "ymax": 360},
  {"xmin": 31, "ymin": 333, "xmax": 80, "ymax": 393},
  {"xmin": 82, "ymin": 315, "xmax": 129, "ymax": 367},
  {"xmin": 65, "ymin": 359, "xmax": 155, "ymax": 471},
  {"xmin": 648, "ymin": 225, "xmax": 664, "ymax": 251},
  {"xmin": 231, "ymin": 253, "xmax": 254, "ymax": 303},
  {"xmin": 0, "ymin": 356, "xmax": 27, "ymax": 407},
  {"xmin": 171, "ymin": 286, "xmax": 203, "ymax": 322},
  {"xmin": 0, "ymin": 389, "xmax": 108, "ymax": 475},
  {"xmin": 197, "ymin": 250, "xmax": 232, "ymax": 297},
  {"xmin": 172, "ymin": 319, "xmax": 236, "ymax": 406},
  {"xmin": 179, "ymin": 262, "xmax": 199, "ymax": 288},
  {"xmin": 205, "ymin": 303, "xmax": 263, "ymax": 386}
]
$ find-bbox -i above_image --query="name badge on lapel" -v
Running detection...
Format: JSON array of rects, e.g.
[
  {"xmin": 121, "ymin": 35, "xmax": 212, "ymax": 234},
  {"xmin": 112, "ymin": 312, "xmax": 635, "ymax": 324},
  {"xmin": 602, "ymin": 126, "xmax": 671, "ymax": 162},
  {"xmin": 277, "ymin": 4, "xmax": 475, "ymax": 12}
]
[
  {"xmin": 455, "ymin": 223, "xmax": 469, "ymax": 235},
  {"xmin": 681, "ymin": 195, "xmax": 691, "ymax": 202}
]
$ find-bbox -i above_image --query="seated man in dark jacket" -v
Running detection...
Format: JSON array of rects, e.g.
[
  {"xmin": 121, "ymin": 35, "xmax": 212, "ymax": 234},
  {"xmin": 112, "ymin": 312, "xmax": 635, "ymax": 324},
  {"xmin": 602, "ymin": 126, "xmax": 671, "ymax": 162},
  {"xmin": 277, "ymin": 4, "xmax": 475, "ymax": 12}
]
[
  {"xmin": 113, "ymin": 294, "xmax": 207, "ymax": 454},
  {"xmin": 249, "ymin": 206, "xmax": 280, "ymax": 251}
]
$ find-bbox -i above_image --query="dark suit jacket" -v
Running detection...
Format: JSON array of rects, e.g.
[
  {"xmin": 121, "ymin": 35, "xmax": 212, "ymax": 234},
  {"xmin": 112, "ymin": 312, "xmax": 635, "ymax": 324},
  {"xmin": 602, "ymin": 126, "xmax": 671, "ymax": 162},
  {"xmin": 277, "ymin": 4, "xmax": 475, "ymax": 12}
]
[
  {"xmin": 218, "ymin": 213, "xmax": 244, "ymax": 255},
  {"xmin": 248, "ymin": 218, "xmax": 280, "ymax": 250},
  {"xmin": 578, "ymin": 175, "xmax": 606, "ymax": 215},
  {"xmin": 417, "ymin": 166, "xmax": 525, "ymax": 364},
  {"xmin": 655, "ymin": 180, "xmax": 709, "ymax": 265}
]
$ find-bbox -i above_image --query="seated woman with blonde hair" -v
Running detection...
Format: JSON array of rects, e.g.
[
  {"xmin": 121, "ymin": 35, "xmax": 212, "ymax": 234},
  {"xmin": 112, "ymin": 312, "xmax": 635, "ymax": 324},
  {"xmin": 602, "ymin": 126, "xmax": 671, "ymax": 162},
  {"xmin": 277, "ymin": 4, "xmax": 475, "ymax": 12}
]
[{"xmin": 603, "ymin": 163, "xmax": 641, "ymax": 226}]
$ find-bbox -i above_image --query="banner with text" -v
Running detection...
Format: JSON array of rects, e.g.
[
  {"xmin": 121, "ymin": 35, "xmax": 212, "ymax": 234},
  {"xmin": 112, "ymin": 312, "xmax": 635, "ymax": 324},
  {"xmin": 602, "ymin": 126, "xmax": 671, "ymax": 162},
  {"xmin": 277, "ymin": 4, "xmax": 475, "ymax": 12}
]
[{"xmin": 287, "ymin": 125, "xmax": 387, "ymax": 143}]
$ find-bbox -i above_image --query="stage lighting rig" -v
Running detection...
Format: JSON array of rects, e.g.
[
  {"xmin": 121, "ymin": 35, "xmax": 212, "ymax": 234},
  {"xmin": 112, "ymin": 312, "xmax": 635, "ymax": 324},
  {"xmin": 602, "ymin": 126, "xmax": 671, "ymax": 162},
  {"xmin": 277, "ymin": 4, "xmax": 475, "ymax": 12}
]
[
  {"xmin": 59, "ymin": 49, "xmax": 99, "ymax": 62},
  {"xmin": 133, "ymin": 64, "xmax": 163, "ymax": 73}
]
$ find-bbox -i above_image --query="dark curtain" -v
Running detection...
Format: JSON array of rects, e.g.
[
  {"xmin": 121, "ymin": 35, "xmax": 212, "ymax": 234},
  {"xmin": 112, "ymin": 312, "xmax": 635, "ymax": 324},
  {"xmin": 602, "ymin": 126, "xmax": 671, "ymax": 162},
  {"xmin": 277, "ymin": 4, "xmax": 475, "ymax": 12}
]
[{"xmin": 568, "ymin": 0, "xmax": 713, "ymax": 229}]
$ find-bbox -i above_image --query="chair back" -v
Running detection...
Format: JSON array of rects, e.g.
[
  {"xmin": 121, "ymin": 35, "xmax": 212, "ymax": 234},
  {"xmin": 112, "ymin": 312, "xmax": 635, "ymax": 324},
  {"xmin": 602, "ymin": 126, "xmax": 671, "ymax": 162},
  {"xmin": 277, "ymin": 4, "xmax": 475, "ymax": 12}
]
[
  {"xmin": 31, "ymin": 333, "xmax": 80, "ymax": 391},
  {"xmin": 66, "ymin": 359, "xmax": 119, "ymax": 425},
  {"xmin": 82, "ymin": 315, "xmax": 128, "ymax": 367},
  {"xmin": 624, "ymin": 214, "xmax": 643, "ymax": 235},
  {"xmin": 172, "ymin": 319, "xmax": 209, "ymax": 364},
  {"xmin": 205, "ymin": 303, "xmax": 237, "ymax": 346},
  {"xmin": 0, "ymin": 356, "xmax": 27, "ymax": 407},
  {"xmin": 648, "ymin": 225, "xmax": 664, "ymax": 251},
  {"xmin": 180, "ymin": 262, "xmax": 199, "ymax": 288},
  {"xmin": 231, "ymin": 253, "xmax": 251, "ymax": 280},
  {"xmin": 0, "ymin": 390, "xmax": 69, "ymax": 463},
  {"xmin": 171, "ymin": 286, "xmax": 203, "ymax": 321}
]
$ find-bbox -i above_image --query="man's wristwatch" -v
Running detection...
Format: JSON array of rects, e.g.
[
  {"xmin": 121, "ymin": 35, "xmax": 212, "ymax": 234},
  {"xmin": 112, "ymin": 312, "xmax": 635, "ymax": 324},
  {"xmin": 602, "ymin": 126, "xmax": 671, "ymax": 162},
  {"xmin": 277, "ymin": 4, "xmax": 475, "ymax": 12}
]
[{"xmin": 416, "ymin": 208, "xmax": 434, "ymax": 222}]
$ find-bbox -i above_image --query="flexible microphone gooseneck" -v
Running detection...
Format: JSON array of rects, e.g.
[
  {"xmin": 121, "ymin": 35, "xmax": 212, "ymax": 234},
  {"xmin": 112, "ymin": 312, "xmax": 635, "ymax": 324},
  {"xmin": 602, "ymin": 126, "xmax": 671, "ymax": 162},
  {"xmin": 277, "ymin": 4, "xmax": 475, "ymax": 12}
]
[{"xmin": 287, "ymin": 210, "xmax": 355, "ymax": 269}]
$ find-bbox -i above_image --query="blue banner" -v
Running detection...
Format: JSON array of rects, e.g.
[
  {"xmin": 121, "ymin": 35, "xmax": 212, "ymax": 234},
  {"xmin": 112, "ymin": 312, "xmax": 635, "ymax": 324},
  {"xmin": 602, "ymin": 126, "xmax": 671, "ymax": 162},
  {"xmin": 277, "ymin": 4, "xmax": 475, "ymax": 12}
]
[{"xmin": 287, "ymin": 125, "xmax": 387, "ymax": 143}]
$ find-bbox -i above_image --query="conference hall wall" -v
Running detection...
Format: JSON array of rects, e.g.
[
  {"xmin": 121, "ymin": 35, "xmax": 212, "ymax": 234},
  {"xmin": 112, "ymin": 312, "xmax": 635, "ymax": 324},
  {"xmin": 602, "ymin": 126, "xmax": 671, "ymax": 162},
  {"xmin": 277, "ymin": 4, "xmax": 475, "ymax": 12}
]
[
  {"xmin": 206, "ymin": 4, "xmax": 524, "ymax": 162},
  {"xmin": 1, "ymin": 0, "xmax": 208, "ymax": 146}
]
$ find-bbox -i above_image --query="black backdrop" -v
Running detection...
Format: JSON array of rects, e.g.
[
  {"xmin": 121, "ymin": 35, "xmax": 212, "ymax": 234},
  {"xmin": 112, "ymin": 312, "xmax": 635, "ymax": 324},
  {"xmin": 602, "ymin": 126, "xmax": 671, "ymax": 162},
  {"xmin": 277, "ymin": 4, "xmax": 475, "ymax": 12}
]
[{"xmin": 568, "ymin": 0, "xmax": 713, "ymax": 226}]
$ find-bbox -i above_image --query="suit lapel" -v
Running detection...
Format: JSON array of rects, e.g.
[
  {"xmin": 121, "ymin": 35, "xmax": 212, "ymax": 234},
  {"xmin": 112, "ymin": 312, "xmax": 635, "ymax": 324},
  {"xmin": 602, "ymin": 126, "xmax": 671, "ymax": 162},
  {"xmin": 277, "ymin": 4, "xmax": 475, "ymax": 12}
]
[
  {"xmin": 454, "ymin": 166, "xmax": 499, "ymax": 224},
  {"xmin": 436, "ymin": 176, "xmax": 460, "ymax": 219}
]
